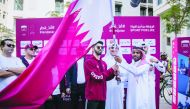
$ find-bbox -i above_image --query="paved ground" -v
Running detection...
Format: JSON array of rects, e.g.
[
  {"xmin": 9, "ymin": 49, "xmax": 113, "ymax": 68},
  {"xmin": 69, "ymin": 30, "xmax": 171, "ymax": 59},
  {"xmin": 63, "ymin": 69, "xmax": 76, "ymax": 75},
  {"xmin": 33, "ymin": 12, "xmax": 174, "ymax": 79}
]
[{"xmin": 160, "ymin": 96, "xmax": 171, "ymax": 109}]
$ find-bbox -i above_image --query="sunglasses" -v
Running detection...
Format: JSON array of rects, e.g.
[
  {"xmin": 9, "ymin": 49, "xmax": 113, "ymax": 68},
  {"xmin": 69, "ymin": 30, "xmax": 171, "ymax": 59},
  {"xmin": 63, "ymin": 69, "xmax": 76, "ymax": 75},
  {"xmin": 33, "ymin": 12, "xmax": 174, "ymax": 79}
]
[
  {"xmin": 143, "ymin": 46, "xmax": 148, "ymax": 48},
  {"xmin": 96, "ymin": 46, "xmax": 104, "ymax": 50},
  {"xmin": 110, "ymin": 46, "xmax": 119, "ymax": 50},
  {"xmin": 29, "ymin": 48, "xmax": 37, "ymax": 51},
  {"xmin": 6, "ymin": 44, "xmax": 15, "ymax": 48}
]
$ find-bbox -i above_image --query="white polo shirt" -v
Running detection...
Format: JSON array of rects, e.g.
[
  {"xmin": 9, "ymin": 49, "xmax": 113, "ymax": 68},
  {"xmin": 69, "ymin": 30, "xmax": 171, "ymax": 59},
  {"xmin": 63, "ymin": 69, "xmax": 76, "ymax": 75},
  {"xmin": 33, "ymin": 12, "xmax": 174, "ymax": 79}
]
[{"xmin": 0, "ymin": 54, "xmax": 25, "ymax": 91}]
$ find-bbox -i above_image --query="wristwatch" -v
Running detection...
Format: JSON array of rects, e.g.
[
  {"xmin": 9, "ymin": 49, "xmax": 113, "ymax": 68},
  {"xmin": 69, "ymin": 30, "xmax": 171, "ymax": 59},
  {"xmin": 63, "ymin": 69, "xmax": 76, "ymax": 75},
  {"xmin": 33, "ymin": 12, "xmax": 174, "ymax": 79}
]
[
  {"xmin": 5, "ymin": 68, "xmax": 9, "ymax": 72},
  {"xmin": 3, "ymin": 67, "xmax": 9, "ymax": 71}
]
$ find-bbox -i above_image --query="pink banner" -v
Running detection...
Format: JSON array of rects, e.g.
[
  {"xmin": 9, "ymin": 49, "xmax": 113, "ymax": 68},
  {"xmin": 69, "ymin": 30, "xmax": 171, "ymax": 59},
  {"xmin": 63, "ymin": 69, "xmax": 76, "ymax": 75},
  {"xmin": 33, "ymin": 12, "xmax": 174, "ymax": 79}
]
[
  {"xmin": 102, "ymin": 16, "xmax": 160, "ymax": 109},
  {"xmin": 172, "ymin": 37, "xmax": 190, "ymax": 109},
  {"xmin": 16, "ymin": 18, "xmax": 62, "ymax": 57},
  {"xmin": 15, "ymin": 16, "xmax": 161, "ymax": 109},
  {"xmin": 172, "ymin": 38, "xmax": 178, "ymax": 109}
]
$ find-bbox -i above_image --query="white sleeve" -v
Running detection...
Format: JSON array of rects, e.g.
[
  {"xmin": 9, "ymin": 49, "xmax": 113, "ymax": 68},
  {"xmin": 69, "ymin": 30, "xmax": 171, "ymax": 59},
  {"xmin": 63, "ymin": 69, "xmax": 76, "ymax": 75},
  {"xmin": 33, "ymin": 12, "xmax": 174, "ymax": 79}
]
[
  {"xmin": 118, "ymin": 61, "xmax": 136, "ymax": 76},
  {"xmin": 149, "ymin": 56, "xmax": 165, "ymax": 73},
  {"xmin": 16, "ymin": 58, "xmax": 26, "ymax": 68},
  {"xmin": 118, "ymin": 62, "xmax": 149, "ymax": 76},
  {"xmin": 154, "ymin": 61, "xmax": 165, "ymax": 73},
  {"xmin": 119, "ymin": 66, "xmax": 128, "ymax": 82},
  {"xmin": 120, "ymin": 76, "xmax": 127, "ymax": 82}
]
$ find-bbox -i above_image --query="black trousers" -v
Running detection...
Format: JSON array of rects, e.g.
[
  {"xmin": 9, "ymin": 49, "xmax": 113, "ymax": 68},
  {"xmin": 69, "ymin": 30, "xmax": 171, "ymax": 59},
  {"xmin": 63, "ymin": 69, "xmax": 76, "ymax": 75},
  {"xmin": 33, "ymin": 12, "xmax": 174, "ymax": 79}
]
[
  {"xmin": 71, "ymin": 83, "xmax": 85, "ymax": 109},
  {"xmin": 86, "ymin": 100, "xmax": 105, "ymax": 109},
  {"xmin": 42, "ymin": 94, "xmax": 64, "ymax": 109}
]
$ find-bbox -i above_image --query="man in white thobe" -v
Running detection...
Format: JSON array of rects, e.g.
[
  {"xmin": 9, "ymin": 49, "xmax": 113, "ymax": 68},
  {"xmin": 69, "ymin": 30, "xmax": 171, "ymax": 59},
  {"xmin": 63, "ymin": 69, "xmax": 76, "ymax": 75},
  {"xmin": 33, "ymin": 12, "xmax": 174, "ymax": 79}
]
[
  {"xmin": 103, "ymin": 40, "xmax": 128, "ymax": 109},
  {"xmin": 119, "ymin": 45, "xmax": 151, "ymax": 109},
  {"xmin": 141, "ymin": 42, "xmax": 165, "ymax": 109}
]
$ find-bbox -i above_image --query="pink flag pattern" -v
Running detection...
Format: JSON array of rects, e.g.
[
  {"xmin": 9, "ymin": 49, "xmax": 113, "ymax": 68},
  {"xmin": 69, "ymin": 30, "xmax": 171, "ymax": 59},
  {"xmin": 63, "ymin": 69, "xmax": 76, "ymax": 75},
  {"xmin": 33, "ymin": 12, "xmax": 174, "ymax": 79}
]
[{"xmin": 0, "ymin": 0, "xmax": 112, "ymax": 108}]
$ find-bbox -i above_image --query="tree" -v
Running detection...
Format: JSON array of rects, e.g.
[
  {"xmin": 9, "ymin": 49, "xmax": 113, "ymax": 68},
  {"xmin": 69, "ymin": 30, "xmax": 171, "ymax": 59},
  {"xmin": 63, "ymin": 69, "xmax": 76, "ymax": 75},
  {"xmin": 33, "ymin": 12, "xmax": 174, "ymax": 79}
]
[
  {"xmin": 0, "ymin": 23, "xmax": 14, "ymax": 41},
  {"xmin": 50, "ymin": 11, "xmax": 62, "ymax": 17},
  {"xmin": 161, "ymin": 0, "xmax": 190, "ymax": 36},
  {"xmin": 48, "ymin": 1, "xmax": 71, "ymax": 17},
  {"xmin": 65, "ymin": 1, "xmax": 71, "ymax": 8}
]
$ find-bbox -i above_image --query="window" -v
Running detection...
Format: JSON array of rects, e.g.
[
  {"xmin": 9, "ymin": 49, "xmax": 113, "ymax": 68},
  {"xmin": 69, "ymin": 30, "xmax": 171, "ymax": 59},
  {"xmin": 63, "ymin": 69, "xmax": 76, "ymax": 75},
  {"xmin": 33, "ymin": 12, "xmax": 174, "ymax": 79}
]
[
  {"xmin": 141, "ymin": 0, "xmax": 147, "ymax": 3},
  {"xmin": 148, "ymin": 8, "xmax": 153, "ymax": 16},
  {"xmin": 140, "ymin": 7, "xmax": 146, "ymax": 16},
  {"xmin": 14, "ymin": 0, "xmax": 23, "ymax": 11},
  {"xmin": 148, "ymin": 0, "xmax": 153, "ymax": 3},
  {"xmin": 115, "ymin": 4, "xmax": 122, "ymax": 16},
  {"xmin": 55, "ymin": 1, "xmax": 64, "ymax": 13},
  {"xmin": 167, "ymin": 37, "xmax": 171, "ymax": 46},
  {"xmin": 158, "ymin": 0, "xmax": 163, "ymax": 5}
]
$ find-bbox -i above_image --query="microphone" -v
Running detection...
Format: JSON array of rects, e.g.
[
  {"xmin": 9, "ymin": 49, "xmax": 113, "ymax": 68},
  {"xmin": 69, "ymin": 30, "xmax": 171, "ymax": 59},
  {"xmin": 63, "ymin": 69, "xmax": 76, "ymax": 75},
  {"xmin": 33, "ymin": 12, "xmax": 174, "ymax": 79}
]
[{"xmin": 130, "ymin": 0, "xmax": 141, "ymax": 7}]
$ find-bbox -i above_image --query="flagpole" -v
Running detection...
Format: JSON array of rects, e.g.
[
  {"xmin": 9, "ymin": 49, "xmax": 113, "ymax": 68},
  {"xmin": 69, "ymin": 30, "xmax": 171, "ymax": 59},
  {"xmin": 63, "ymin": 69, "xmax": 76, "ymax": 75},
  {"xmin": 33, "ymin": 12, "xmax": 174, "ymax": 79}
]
[
  {"xmin": 109, "ymin": 0, "xmax": 121, "ymax": 85},
  {"xmin": 109, "ymin": 0, "xmax": 116, "ymax": 41}
]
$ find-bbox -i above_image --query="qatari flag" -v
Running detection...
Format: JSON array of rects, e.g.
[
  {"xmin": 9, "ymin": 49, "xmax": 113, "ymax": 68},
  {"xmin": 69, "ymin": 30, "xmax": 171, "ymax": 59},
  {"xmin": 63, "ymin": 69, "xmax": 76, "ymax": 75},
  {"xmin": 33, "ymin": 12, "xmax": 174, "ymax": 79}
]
[{"xmin": 0, "ymin": 0, "xmax": 112, "ymax": 108}]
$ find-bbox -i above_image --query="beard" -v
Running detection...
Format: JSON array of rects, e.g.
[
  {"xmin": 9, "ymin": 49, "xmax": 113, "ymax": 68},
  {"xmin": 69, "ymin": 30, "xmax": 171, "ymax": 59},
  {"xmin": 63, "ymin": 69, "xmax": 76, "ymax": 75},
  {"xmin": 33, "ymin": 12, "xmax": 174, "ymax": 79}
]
[
  {"xmin": 133, "ymin": 54, "xmax": 143, "ymax": 62},
  {"xmin": 94, "ymin": 49, "xmax": 102, "ymax": 56},
  {"xmin": 133, "ymin": 56, "xmax": 141, "ymax": 62}
]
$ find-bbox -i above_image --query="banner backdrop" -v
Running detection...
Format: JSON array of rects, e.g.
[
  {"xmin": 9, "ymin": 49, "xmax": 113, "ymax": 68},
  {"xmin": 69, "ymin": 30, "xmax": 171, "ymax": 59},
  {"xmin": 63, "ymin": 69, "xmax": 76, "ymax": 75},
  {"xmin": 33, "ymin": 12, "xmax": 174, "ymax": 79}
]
[
  {"xmin": 16, "ymin": 18, "xmax": 62, "ymax": 56},
  {"xmin": 172, "ymin": 37, "xmax": 190, "ymax": 109},
  {"xmin": 16, "ymin": 17, "xmax": 160, "ymax": 109}
]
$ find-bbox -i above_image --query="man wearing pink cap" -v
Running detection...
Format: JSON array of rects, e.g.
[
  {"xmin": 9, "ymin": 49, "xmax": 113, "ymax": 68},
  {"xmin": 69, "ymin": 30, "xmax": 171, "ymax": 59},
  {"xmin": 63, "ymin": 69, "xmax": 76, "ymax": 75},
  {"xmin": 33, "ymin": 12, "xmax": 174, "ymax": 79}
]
[{"xmin": 20, "ymin": 44, "xmax": 38, "ymax": 67}]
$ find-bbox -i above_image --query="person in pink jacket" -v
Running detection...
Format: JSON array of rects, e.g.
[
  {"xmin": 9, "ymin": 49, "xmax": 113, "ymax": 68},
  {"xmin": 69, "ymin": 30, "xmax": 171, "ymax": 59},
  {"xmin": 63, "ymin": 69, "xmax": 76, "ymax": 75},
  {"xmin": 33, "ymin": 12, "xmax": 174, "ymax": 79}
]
[{"xmin": 84, "ymin": 41, "xmax": 119, "ymax": 109}]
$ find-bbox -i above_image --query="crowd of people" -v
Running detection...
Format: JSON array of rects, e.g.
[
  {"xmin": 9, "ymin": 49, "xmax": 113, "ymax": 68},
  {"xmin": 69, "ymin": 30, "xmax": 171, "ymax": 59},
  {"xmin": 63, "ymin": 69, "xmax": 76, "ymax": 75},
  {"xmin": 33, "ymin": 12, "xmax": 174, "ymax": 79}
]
[{"xmin": 0, "ymin": 38, "xmax": 175, "ymax": 109}]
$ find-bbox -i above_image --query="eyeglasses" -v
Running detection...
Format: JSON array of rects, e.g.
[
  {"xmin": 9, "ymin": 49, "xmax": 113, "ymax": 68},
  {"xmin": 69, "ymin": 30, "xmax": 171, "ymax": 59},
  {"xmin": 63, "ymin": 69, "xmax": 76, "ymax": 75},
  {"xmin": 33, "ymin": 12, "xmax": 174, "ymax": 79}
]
[
  {"xmin": 6, "ymin": 44, "xmax": 15, "ymax": 48},
  {"xmin": 96, "ymin": 46, "xmax": 104, "ymax": 50}
]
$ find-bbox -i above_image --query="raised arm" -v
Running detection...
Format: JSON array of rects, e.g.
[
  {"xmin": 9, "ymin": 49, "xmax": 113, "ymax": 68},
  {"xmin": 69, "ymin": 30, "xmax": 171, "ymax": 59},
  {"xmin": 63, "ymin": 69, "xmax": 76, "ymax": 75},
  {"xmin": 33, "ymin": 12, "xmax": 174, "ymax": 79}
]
[
  {"xmin": 119, "ymin": 61, "xmax": 150, "ymax": 76},
  {"xmin": 150, "ymin": 57, "xmax": 165, "ymax": 73}
]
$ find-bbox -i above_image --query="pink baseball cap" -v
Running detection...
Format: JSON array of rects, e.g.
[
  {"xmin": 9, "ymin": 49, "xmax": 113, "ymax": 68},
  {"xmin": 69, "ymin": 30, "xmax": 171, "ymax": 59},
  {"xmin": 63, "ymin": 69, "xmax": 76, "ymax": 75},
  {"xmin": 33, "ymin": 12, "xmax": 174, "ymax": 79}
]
[{"xmin": 24, "ymin": 44, "xmax": 38, "ymax": 50}]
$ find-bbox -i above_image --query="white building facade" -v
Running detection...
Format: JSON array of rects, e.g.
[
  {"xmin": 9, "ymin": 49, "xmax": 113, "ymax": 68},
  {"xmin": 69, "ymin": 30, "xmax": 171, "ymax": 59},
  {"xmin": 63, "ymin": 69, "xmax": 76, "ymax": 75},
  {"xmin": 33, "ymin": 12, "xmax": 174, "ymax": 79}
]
[
  {"xmin": 154, "ymin": 0, "xmax": 190, "ymax": 58},
  {"xmin": 0, "ymin": 0, "xmax": 66, "ymax": 33},
  {"xmin": 0, "ymin": 0, "xmax": 9, "ymax": 27},
  {"xmin": 1, "ymin": 0, "xmax": 153, "ymax": 32},
  {"xmin": 114, "ymin": 0, "xmax": 153, "ymax": 16}
]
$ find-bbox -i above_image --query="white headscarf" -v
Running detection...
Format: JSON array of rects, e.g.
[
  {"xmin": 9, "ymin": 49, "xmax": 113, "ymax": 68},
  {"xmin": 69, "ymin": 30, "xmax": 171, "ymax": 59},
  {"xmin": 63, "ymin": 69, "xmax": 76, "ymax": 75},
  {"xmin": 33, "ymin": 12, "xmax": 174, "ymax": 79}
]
[
  {"xmin": 103, "ymin": 39, "xmax": 129, "ymax": 86},
  {"xmin": 132, "ymin": 43, "xmax": 146, "ymax": 61},
  {"xmin": 141, "ymin": 41, "xmax": 157, "ymax": 63},
  {"xmin": 103, "ymin": 39, "xmax": 125, "ymax": 67}
]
